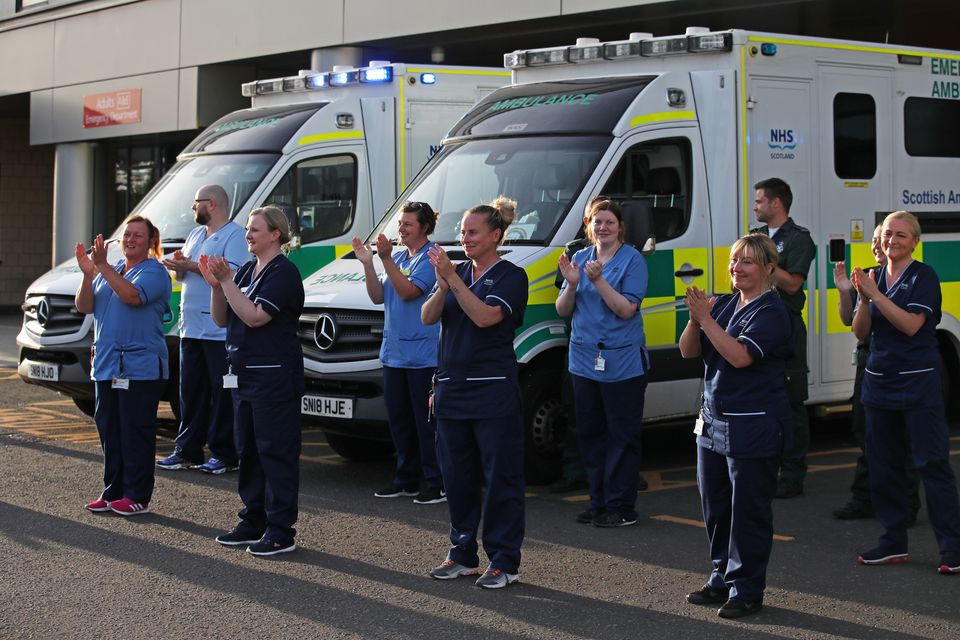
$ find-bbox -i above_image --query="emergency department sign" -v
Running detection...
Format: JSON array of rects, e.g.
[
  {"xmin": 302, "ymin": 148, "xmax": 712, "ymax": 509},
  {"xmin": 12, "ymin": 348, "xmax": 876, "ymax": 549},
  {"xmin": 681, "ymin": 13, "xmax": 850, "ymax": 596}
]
[{"xmin": 83, "ymin": 89, "xmax": 142, "ymax": 128}]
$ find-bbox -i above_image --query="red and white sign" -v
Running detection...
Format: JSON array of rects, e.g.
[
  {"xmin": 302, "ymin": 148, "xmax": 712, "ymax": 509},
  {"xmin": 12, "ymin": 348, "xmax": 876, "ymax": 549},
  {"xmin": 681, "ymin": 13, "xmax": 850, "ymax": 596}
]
[{"xmin": 83, "ymin": 89, "xmax": 142, "ymax": 128}]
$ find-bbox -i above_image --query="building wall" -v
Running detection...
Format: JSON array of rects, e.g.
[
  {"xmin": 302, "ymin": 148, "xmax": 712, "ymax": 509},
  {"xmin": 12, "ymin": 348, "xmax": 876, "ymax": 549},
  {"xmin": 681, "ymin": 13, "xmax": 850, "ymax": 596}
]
[{"xmin": 0, "ymin": 118, "xmax": 54, "ymax": 308}]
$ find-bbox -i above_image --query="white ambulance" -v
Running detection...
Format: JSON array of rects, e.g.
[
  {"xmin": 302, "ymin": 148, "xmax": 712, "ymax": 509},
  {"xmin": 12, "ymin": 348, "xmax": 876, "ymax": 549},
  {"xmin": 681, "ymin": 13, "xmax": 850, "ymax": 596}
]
[
  {"xmin": 17, "ymin": 62, "xmax": 508, "ymax": 417},
  {"xmin": 300, "ymin": 28, "xmax": 960, "ymax": 480}
]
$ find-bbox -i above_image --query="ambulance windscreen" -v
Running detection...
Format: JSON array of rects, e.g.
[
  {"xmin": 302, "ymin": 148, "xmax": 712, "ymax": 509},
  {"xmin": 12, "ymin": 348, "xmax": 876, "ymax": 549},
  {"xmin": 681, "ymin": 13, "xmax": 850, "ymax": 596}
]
[
  {"xmin": 183, "ymin": 104, "xmax": 325, "ymax": 154},
  {"xmin": 447, "ymin": 77, "xmax": 653, "ymax": 139},
  {"xmin": 373, "ymin": 135, "xmax": 607, "ymax": 246}
]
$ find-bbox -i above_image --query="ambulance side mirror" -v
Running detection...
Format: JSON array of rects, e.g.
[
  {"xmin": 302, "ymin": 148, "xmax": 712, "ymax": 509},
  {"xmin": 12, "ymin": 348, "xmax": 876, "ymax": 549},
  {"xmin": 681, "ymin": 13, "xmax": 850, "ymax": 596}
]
[{"xmin": 620, "ymin": 200, "xmax": 657, "ymax": 256}]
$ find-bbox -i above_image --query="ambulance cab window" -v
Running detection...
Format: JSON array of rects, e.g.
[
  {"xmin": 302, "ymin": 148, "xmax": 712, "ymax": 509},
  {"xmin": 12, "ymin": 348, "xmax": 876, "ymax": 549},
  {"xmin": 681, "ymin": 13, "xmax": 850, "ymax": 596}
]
[
  {"xmin": 263, "ymin": 155, "xmax": 357, "ymax": 245},
  {"xmin": 833, "ymin": 93, "xmax": 877, "ymax": 179},
  {"xmin": 904, "ymin": 97, "xmax": 960, "ymax": 158},
  {"xmin": 599, "ymin": 138, "xmax": 691, "ymax": 242}
]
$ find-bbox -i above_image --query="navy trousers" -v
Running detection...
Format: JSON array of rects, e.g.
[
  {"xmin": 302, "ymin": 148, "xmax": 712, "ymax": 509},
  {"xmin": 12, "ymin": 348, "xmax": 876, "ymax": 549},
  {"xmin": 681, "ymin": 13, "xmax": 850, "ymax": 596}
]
[
  {"xmin": 234, "ymin": 397, "xmax": 302, "ymax": 543},
  {"xmin": 382, "ymin": 365, "xmax": 441, "ymax": 489},
  {"xmin": 698, "ymin": 446, "xmax": 779, "ymax": 603},
  {"xmin": 866, "ymin": 404, "xmax": 960, "ymax": 555},
  {"xmin": 174, "ymin": 338, "xmax": 237, "ymax": 465},
  {"xmin": 437, "ymin": 413, "xmax": 525, "ymax": 573},
  {"xmin": 571, "ymin": 373, "xmax": 647, "ymax": 520},
  {"xmin": 94, "ymin": 379, "xmax": 165, "ymax": 504}
]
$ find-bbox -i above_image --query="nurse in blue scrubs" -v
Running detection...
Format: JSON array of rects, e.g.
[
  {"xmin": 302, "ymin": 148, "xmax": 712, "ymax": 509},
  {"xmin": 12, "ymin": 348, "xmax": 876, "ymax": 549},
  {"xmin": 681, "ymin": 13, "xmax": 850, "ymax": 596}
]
[
  {"xmin": 75, "ymin": 214, "xmax": 171, "ymax": 516},
  {"xmin": 679, "ymin": 233, "xmax": 793, "ymax": 619},
  {"xmin": 201, "ymin": 205, "xmax": 305, "ymax": 557},
  {"xmin": 422, "ymin": 197, "xmax": 528, "ymax": 589},
  {"xmin": 353, "ymin": 201, "xmax": 443, "ymax": 504},
  {"xmin": 556, "ymin": 199, "xmax": 649, "ymax": 528},
  {"xmin": 851, "ymin": 210, "xmax": 960, "ymax": 574}
]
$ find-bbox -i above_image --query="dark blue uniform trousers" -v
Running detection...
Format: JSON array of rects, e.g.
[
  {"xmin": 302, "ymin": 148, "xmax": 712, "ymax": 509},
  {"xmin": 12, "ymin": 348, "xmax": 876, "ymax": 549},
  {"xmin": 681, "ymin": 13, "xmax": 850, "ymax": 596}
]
[
  {"xmin": 94, "ymin": 379, "xmax": 165, "ymax": 504},
  {"xmin": 866, "ymin": 404, "xmax": 960, "ymax": 555},
  {"xmin": 234, "ymin": 397, "xmax": 302, "ymax": 543},
  {"xmin": 437, "ymin": 413, "xmax": 525, "ymax": 573},
  {"xmin": 571, "ymin": 374, "xmax": 647, "ymax": 520},
  {"xmin": 698, "ymin": 446, "xmax": 779, "ymax": 603},
  {"xmin": 174, "ymin": 338, "xmax": 237, "ymax": 465},
  {"xmin": 382, "ymin": 366, "xmax": 441, "ymax": 489}
]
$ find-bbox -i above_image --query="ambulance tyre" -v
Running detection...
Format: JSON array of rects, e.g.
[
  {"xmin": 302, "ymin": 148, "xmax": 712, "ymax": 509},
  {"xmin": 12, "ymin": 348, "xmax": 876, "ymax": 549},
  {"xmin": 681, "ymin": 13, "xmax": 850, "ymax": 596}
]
[
  {"xmin": 73, "ymin": 397, "xmax": 96, "ymax": 418},
  {"xmin": 939, "ymin": 338, "xmax": 959, "ymax": 417},
  {"xmin": 521, "ymin": 368, "xmax": 566, "ymax": 485},
  {"xmin": 164, "ymin": 371, "xmax": 182, "ymax": 422},
  {"xmin": 323, "ymin": 431, "xmax": 395, "ymax": 461}
]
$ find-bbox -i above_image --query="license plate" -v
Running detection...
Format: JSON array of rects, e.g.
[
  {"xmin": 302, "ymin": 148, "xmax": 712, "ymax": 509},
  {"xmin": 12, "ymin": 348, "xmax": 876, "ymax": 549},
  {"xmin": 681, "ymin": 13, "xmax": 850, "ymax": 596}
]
[
  {"xmin": 301, "ymin": 394, "xmax": 353, "ymax": 419},
  {"xmin": 26, "ymin": 360, "xmax": 59, "ymax": 382}
]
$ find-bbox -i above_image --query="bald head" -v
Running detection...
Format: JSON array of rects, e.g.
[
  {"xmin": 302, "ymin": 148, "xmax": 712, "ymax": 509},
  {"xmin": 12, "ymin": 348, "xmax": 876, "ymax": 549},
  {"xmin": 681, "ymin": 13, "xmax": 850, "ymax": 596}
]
[{"xmin": 194, "ymin": 184, "xmax": 230, "ymax": 227}]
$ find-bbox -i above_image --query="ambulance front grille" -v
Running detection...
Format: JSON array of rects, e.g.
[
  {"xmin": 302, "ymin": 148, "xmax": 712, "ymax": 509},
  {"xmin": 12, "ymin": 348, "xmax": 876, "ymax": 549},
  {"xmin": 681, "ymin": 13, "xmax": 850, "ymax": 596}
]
[{"xmin": 299, "ymin": 308, "xmax": 384, "ymax": 363}]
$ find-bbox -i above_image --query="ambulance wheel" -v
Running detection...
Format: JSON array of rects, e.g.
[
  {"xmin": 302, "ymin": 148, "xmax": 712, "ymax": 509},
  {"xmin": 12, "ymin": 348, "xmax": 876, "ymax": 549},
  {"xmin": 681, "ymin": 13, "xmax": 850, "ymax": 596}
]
[
  {"xmin": 72, "ymin": 397, "xmax": 96, "ymax": 418},
  {"xmin": 323, "ymin": 431, "xmax": 395, "ymax": 461},
  {"xmin": 940, "ymin": 343, "xmax": 959, "ymax": 418},
  {"xmin": 521, "ymin": 368, "xmax": 566, "ymax": 485}
]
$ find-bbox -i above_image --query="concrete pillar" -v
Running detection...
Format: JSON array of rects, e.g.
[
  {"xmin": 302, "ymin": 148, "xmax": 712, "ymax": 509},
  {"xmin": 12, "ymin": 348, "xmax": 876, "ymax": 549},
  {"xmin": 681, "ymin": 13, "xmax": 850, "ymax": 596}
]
[{"xmin": 52, "ymin": 143, "xmax": 94, "ymax": 266}]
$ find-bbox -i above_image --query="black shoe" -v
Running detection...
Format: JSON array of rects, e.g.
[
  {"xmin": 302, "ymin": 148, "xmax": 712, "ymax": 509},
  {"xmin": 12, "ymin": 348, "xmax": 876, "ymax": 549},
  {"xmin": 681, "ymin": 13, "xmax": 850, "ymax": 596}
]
[
  {"xmin": 638, "ymin": 476, "xmax": 649, "ymax": 491},
  {"xmin": 593, "ymin": 511, "xmax": 637, "ymax": 528},
  {"xmin": 576, "ymin": 508, "xmax": 600, "ymax": 524},
  {"xmin": 247, "ymin": 537, "xmax": 296, "ymax": 556},
  {"xmin": 717, "ymin": 598, "xmax": 762, "ymax": 619},
  {"xmin": 216, "ymin": 527, "xmax": 264, "ymax": 547},
  {"xmin": 413, "ymin": 486, "xmax": 447, "ymax": 505},
  {"xmin": 775, "ymin": 479, "xmax": 803, "ymax": 499},
  {"xmin": 549, "ymin": 477, "xmax": 589, "ymax": 493},
  {"xmin": 833, "ymin": 501, "xmax": 873, "ymax": 519},
  {"xmin": 686, "ymin": 584, "xmax": 729, "ymax": 606},
  {"xmin": 374, "ymin": 485, "xmax": 419, "ymax": 498}
]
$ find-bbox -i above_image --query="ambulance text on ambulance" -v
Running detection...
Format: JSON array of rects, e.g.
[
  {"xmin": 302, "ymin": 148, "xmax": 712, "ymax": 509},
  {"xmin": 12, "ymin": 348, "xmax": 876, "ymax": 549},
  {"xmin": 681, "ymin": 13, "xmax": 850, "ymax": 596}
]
[{"xmin": 931, "ymin": 57, "xmax": 960, "ymax": 99}]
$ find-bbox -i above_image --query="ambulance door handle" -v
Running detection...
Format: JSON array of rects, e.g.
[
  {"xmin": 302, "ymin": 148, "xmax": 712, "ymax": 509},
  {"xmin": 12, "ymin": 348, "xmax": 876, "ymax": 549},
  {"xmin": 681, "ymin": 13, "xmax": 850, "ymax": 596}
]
[{"xmin": 674, "ymin": 265, "xmax": 704, "ymax": 282}]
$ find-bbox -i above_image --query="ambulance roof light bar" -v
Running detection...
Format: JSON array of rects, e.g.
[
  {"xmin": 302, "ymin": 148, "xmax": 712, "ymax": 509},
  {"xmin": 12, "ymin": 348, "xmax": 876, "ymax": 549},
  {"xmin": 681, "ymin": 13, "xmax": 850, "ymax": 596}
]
[
  {"xmin": 503, "ymin": 28, "xmax": 733, "ymax": 69},
  {"xmin": 241, "ymin": 62, "xmax": 397, "ymax": 97}
]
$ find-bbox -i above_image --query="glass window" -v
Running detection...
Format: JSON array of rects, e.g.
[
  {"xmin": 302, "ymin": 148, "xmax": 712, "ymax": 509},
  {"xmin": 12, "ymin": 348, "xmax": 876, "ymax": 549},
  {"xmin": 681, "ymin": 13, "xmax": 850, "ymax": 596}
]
[
  {"xmin": 599, "ymin": 138, "xmax": 692, "ymax": 242},
  {"xmin": 375, "ymin": 136, "xmax": 608, "ymax": 245},
  {"xmin": 126, "ymin": 153, "xmax": 277, "ymax": 245},
  {"xmin": 263, "ymin": 155, "xmax": 357, "ymax": 246},
  {"xmin": 904, "ymin": 97, "xmax": 960, "ymax": 158},
  {"xmin": 833, "ymin": 93, "xmax": 877, "ymax": 179}
]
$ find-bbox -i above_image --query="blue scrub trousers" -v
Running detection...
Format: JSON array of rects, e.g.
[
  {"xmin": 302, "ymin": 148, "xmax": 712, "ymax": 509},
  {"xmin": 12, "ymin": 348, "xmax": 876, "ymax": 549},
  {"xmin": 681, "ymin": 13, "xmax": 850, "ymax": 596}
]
[
  {"xmin": 571, "ymin": 373, "xmax": 647, "ymax": 520},
  {"xmin": 382, "ymin": 365, "xmax": 441, "ymax": 490},
  {"xmin": 698, "ymin": 446, "xmax": 779, "ymax": 603},
  {"xmin": 94, "ymin": 379, "xmax": 165, "ymax": 504},
  {"xmin": 866, "ymin": 403, "xmax": 960, "ymax": 555},
  {"xmin": 437, "ymin": 412, "xmax": 525, "ymax": 573},
  {"xmin": 174, "ymin": 338, "xmax": 237, "ymax": 465},
  {"xmin": 234, "ymin": 397, "xmax": 302, "ymax": 543}
]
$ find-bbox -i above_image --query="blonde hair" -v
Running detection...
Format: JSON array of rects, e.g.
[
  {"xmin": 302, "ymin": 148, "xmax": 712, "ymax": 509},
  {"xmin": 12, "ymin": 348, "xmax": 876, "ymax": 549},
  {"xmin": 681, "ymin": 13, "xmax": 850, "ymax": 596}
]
[
  {"xmin": 249, "ymin": 205, "xmax": 292, "ymax": 245},
  {"xmin": 729, "ymin": 233, "xmax": 779, "ymax": 290},
  {"xmin": 883, "ymin": 210, "xmax": 921, "ymax": 240},
  {"xmin": 464, "ymin": 196, "xmax": 517, "ymax": 246}
]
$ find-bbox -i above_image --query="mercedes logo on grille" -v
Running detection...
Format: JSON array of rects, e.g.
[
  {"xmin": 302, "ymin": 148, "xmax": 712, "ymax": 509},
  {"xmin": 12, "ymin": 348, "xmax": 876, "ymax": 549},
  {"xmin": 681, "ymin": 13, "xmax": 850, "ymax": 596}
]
[
  {"xmin": 314, "ymin": 313, "xmax": 338, "ymax": 351},
  {"xmin": 37, "ymin": 297, "xmax": 52, "ymax": 327}
]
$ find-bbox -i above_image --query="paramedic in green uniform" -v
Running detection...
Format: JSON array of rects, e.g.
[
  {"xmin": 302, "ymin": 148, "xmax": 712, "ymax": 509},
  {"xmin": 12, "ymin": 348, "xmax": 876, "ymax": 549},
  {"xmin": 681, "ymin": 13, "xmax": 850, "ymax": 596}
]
[{"xmin": 751, "ymin": 178, "xmax": 815, "ymax": 499}]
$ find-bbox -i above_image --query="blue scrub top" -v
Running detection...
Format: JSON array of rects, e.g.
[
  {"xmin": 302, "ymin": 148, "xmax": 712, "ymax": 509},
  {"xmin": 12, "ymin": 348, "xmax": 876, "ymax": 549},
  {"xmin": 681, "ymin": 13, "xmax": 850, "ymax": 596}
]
[
  {"xmin": 434, "ymin": 259, "xmax": 528, "ymax": 419},
  {"xmin": 697, "ymin": 291, "xmax": 793, "ymax": 458},
  {"xmin": 562, "ymin": 243, "xmax": 649, "ymax": 382},
  {"xmin": 379, "ymin": 243, "xmax": 440, "ymax": 369},
  {"xmin": 225, "ymin": 254, "xmax": 305, "ymax": 402},
  {"xmin": 862, "ymin": 260, "xmax": 942, "ymax": 410},
  {"xmin": 179, "ymin": 222, "xmax": 250, "ymax": 340},
  {"xmin": 91, "ymin": 258, "xmax": 172, "ymax": 381}
]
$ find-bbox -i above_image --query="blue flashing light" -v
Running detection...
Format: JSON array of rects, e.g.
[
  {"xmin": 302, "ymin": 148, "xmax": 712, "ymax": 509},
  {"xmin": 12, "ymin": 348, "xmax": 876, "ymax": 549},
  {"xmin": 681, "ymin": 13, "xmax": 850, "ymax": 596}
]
[
  {"xmin": 761, "ymin": 43, "xmax": 777, "ymax": 56},
  {"xmin": 306, "ymin": 73, "xmax": 328, "ymax": 89},
  {"xmin": 420, "ymin": 73, "xmax": 437, "ymax": 85},
  {"xmin": 330, "ymin": 70, "xmax": 358, "ymax": 86},
  {"xmin": 360, "ymin": 66, "xmax": 393, "ymax": 83}
]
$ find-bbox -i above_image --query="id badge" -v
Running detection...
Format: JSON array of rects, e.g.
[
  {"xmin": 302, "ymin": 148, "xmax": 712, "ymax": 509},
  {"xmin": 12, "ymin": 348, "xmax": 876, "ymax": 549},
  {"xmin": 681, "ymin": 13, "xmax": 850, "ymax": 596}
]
[
  {"xmin": 223, "ymin": 373, "xmax": 238, "ymax": 389},
  {"xmin": 112, "ymin": 377, "xmax": 129, "ymax": 390},
  {"xmin": 594, "ymin": 355, "xmax": 606, "ymax": 372},
  {"xmin": 693, "ymin": 417, "xmax": 705, "ymax": 436}
]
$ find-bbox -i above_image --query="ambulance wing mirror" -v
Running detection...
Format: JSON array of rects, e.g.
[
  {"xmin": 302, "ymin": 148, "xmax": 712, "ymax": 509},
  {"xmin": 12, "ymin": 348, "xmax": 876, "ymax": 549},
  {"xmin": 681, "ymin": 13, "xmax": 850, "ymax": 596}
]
[{"xmin": 620, "ymin": 200, "xmax": 656, "ymax": 256}]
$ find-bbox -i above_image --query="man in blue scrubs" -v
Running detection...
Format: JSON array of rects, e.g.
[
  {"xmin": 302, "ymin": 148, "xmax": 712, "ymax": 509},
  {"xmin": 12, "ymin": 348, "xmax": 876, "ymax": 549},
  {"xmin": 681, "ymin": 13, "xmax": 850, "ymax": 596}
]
[{"xmin": 158, "ymin": 185, "xmax": 249, "ymax": 474}]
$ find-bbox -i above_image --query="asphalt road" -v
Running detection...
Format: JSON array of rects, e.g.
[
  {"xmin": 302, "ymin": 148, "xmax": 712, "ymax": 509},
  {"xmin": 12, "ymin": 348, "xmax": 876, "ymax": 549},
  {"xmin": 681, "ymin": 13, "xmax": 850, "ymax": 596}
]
[{"xmin": 1, "ymin": 337, "xmax": 959, "ymax": 638}]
